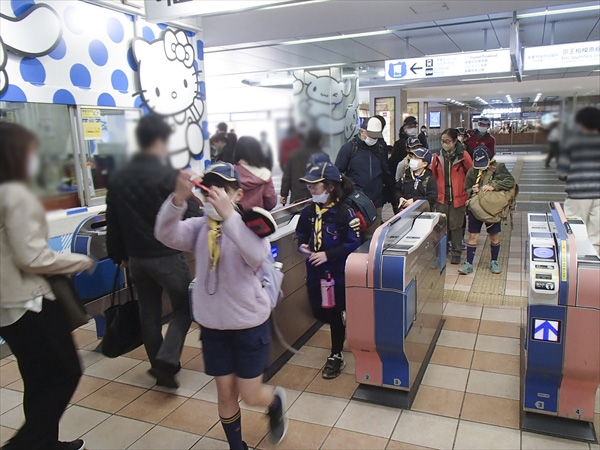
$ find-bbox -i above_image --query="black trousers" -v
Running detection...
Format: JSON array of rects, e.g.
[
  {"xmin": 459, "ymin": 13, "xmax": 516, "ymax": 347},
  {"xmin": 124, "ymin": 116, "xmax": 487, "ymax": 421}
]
[{"xmin": 0, "ymin": 299, "xmax": 82, "ymax": 450}]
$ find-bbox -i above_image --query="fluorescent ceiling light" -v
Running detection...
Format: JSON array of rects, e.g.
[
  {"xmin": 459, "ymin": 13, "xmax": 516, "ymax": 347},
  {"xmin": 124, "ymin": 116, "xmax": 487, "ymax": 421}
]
[
  {"xmin": 280, "ymin": 29, "xmax": 392, "ymax": 46},
  {"xmin": 517, "ymin": 4, "xmax": 600, "ymax": 19},
  {"xmin": 262, "ymin": 0, "xmax": 329, "ymax": 10},
  {"xmin": 269, "ymin": 62, "xmax": 345, "ymax": 72},
  {"xmin": 377, "ymin": 70, "xmax": 385, "ymax": 77},
  {"xmin": 460, "ymin": 75, "xmax": 518, "ymax": 82}
]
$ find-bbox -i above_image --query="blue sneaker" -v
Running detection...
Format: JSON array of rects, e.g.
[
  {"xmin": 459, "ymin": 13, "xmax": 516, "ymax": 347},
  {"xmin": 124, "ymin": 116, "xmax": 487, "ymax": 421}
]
[
  {"xmin": 458, "ymin": 262, "xmax": 473, "ymax": 275},
  {"xmin": 490, "ymin": 260, "xmax": 501, "ymax": 274}
]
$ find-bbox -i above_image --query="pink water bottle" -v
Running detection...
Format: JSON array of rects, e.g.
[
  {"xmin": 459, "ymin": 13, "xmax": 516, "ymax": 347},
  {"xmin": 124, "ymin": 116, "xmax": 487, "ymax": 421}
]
[{"xmin": 320, "ymin": 271, "xmax": 336, "ymax": 309}]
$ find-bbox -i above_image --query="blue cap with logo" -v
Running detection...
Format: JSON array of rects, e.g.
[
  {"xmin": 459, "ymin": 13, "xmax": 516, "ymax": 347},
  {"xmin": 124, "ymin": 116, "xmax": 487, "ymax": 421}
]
[
  {"xmin": 406, "ymin": 137, "xmax": 422, "ymax": 149},
  {"xmin": 472, "ymin": 146, "xmax": 491, "ymax": 169},
  {"xmin": 300, "ymin": 161, "xmax": 341, "ymax": 184},
  {"xmin": 203, "ymin": 162, "xmax": 240, "ymax": 183},
  {"xmin": 478, "ymin": 117, "xmax": 491, "ymax": 126},
  {"xmin": 409, "ymin": 147, "xmax": 432, "ymax": 165}
]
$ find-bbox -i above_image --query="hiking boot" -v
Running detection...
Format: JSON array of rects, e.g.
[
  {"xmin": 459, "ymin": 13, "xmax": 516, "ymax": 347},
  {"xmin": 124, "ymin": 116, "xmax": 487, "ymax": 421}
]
[
  {"xmin": 268, "ymin": 386, "xmax": 288, "ymax": 445},
  {"xmin": 490, "ymin": 260, "xmax": 501, "ymax": 274},
  {"xmin": 55, "ymin": 440, "xmax": 85, "ymax": 450},
  {"xmin": 430, "ymin": 256, "xmax": 440, "ymax": 269},
  {"xmin": 458, "ymin": 262, "xmax": 474, "ymax": 275},
  {"xmin": 322, "ymin": 354, "xmax": 345, "ymax": 379},
  {"xmin": 450, "ymin": 254, "xmax": 461, "ymax": 265}
]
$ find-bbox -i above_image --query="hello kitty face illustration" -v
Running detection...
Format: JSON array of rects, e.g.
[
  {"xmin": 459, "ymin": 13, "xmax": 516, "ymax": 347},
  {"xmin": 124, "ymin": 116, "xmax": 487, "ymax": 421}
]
[
  {"xmin": 133, "ymin": 30, "xmax": 199, "ymax": 116},
  {"xmin": 304, "ymin": 72, "xmax": 344, "ymax": 105}
]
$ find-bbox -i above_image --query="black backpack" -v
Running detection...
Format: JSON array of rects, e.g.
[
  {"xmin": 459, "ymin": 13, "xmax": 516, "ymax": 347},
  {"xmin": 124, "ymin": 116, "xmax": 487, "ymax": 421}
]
[{"xmin": 345, "ymin": 187, "xmax": 377, "ymax": 232}]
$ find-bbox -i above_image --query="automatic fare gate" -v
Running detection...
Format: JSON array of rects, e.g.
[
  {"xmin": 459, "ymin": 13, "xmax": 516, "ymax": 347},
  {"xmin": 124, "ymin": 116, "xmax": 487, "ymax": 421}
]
[
  {"xmin": 345, "ymin": 200, "xmax": 446, "ymax": 408},
  {"xmin": 523, "ymin": 202, "xmax": 599, "ymax": 442}
]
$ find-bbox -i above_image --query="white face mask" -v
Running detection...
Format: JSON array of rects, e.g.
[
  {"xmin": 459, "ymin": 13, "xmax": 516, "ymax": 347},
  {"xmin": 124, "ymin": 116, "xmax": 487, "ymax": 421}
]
[
  {"xmin": 201, "ymin": 191, "xmax": 238, "ymax": 221},
  {"xmin": 441, "ymin": 142, "xmax": 455, "ymax": 152},
  {"xmin": 312, "ymin": 192, "xmax": 329, "ymax": 204},
  {"xmin": 406, "ymin": 127, "xmax": 418, "ymax": 137},
  {"xmin": 28, "ymin": 154, "xmax": 39, "ymax": 178},
  {"xmin": 409, "ymin": 159, "xmax": 423, "ymax": 171},
  {"xmin": 477, "ymin": 126, "xmax": 489, "ymax": 134},
  {"xmin": 364, "ymin": 136, "xmax": 377, "ymax": 146}
]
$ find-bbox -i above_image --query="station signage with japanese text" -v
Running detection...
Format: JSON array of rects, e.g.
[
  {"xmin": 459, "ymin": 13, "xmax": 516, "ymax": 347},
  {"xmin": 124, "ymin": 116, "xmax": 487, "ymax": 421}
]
[{"xmin": 523, "ymin": 41, "xmax": 600, "ymax": 71}]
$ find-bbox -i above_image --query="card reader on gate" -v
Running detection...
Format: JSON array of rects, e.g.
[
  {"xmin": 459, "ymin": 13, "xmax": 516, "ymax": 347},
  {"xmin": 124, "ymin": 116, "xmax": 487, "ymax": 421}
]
[{"xmin": 528, "ymin": 217, "xmax": 560, "ymax": 300}]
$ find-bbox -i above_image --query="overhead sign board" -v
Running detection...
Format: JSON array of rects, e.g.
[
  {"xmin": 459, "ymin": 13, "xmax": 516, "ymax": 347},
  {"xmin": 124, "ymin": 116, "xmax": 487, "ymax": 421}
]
[
  {"xmin": 385, "ymin": 49, "xmax": 511, "ymax": 81},
  {"xmin": 524, "ymin": 41, "xmax": 600, "ymax": 71}
]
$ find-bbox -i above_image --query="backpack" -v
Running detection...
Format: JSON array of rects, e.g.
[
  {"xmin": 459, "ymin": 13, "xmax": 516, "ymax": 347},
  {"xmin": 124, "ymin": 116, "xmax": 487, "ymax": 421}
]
[
  {"xmin": 254, "ymin": 254, "xmax": 300, "ymax": 354},
  {"xmin": 466, "ymin": 166, "xmax": 519, "ymax": 226},
  {"xmin": 345, "ymin": 187, "xmax": 377, "ymax": 232}
]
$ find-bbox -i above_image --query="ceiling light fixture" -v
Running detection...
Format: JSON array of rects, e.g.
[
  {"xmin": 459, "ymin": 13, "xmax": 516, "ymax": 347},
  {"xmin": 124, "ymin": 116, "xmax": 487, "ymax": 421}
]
[
  {"xmin": 534, "ymin": 93, "xmax": 542, "ymax": 102},
  {"xmin": 460, "ymin": 75, "xmax": 518, "ymax": 82},
  {"xmin": 377, "ymin": 70, "xmax": 385, "ymax": 77},
  {"xmin": 280, "ymin": 29, "xmax": 393, "ymax": 46},
  {"xmin": 517, "ymin": 4, "xmax": 600, "ymax": 19}
]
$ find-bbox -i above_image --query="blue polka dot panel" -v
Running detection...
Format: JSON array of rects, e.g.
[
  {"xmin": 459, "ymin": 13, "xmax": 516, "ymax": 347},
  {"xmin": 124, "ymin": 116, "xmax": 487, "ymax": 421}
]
[{"xmin": 0, "ymin": 0, "xmax": 208, "ymax": 169}]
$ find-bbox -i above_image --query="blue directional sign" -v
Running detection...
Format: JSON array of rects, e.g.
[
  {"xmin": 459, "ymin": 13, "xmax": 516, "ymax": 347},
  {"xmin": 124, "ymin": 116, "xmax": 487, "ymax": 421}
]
[{"xmin": 532, "ymin": 318, "xmax": 560, "ymax": 342}]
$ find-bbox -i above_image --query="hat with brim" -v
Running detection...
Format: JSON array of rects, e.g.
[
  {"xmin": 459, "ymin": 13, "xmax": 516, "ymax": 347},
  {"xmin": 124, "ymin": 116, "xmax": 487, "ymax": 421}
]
[
  {"xmin": 306, "ymin": 152, "xmax": 330, "ymax": 169},
  {"xmin": 409, "ymin": 147, "xmax": 432, "ymax": 165},
  {"xmin": 203, "ymin": 162, "xmax": 239, "ymax": 184},
  {"xmin": 300, "ymin": 161, "xmax": 342, "ymax": 184},
  {"xmin": 362, "ymin": 117, "xmax": 384, "ymax": 139},
  {"xmin": 403, "ymin": 116, "xmax": 418, "ymax": 126},
  {"xmin": 472, "ymin": 146, "xmax": 490, "ymax": 169},
  {"xmin": 406, "ymin": 137, "xmax": 422, "ymax": 149}
]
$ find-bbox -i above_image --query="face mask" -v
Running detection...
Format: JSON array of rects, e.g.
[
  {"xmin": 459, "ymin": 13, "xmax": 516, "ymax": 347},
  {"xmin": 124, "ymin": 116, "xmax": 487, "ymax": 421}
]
[
  {"xmin": 28, "ymin": 154, "xmax": 39, "ymax": 178},
  {"xmin": 406, "ymin": 127, "xmax": 418, "ymax": 137},
  {"xmin": 202, "ymin": 203, "xmax": 222, "ymax": 221},
  {"xmin": 441, "ymin": 142, "xmax": 455, "ymax": 152},
  {"xmin": 364, "ymin": 136, "xmax": 377, "ymax": 146},
  {"xmin": 312, "ymin": 192, "xmax": 329, "ymax": 204},
  {"xmin": 478, "ymin": 126, "xmax": 489, "ymax": 134},
  {"xmin": 408, "ymin": 159, "xmax": 423, "ymax": 171}
]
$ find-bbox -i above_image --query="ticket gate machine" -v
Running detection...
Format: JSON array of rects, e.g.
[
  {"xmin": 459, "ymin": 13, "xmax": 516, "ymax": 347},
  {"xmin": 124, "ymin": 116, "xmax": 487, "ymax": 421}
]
[
  {"xmin": 266, "ymin": 200, "xmax": 320, "ymax": 378},
  {"xmin": 346, "ymin": 200, "xmax": 446, "ymax": 408},
  {"xmin": 523, "ymin": 202, "xmax": 599, "ymax": 442}
]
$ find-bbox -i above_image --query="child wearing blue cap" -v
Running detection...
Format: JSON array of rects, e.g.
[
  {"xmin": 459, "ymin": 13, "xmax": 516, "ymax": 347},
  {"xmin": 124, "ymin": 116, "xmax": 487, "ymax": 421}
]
[
  {"xmin": 296, "ymin": 161, "xmax": 362, "ymax": 379},
  {"xmin": 155, "ymin": 162, "xmax": 287, "ymax": 449},
  {"xmin": 393, "ymin": 147, "xmax": 437, "ymax": 213},
  {"xmin": 460, "ymin": 146, "xmax": 515, "ymax": 275}
]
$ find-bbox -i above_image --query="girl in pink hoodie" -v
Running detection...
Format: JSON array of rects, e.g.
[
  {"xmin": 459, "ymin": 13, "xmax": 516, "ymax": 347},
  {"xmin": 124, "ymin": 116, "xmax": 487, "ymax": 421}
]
[{"xmin": 234, "ymin": 137, "xmax": 277, "ymax": 211}]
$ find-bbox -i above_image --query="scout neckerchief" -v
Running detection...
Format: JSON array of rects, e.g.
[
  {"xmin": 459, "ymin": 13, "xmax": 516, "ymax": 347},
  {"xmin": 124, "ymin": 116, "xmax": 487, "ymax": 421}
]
[
  {"xmin": 410, "ymin": 167, "xmax": 426, "ymax": 190},
  {"xmin": 206, "ymin": 217, "xmax": 222, "ymax": 271},
  {"xmin": 313, "ymin": 201, "xmax": 336, "ymax": 251}
]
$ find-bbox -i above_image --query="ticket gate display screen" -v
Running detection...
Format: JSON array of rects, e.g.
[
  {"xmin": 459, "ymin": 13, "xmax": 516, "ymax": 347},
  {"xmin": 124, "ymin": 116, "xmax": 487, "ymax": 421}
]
[
  {"xmin": 532, "ymin": 246, "xmax": 556, "ymax": 262},
  {"xmin": 531, "ymin": 318, "xmax": 561, "ymax": 343}
]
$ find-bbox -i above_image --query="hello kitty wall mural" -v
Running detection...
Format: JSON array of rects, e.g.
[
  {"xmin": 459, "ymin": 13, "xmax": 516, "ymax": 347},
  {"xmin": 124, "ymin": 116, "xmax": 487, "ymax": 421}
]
[{"xmin": 0, "ymin": 0, "xmax": 208, "ymax": 169}]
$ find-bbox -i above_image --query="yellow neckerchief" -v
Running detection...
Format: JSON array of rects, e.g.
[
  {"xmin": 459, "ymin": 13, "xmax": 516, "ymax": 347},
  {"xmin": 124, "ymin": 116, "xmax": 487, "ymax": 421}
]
[
  {"xmin": 206, "ymin": 217, "xmax": 222, "ymax": 271},
  {"xmin": 313, "ymin": 201, "xmax": 336, "ymax": 251}
]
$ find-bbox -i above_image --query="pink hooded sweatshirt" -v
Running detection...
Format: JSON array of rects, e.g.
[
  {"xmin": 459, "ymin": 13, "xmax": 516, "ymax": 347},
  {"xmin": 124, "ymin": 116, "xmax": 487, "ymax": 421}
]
[{"xmin": 235, "ymin": 162, "xmax": 277, "ymax": 211}]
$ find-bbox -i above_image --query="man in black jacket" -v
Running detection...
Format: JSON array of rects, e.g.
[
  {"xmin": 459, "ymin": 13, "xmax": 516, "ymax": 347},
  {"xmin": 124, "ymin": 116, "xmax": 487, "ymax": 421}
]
[
  {"xmin": 335, "ymin": 117, "xmax": 395, "ymax": 239},
  {"xmin": 106, "ymin": 115, "xmax": 200, "ymax": 388}
]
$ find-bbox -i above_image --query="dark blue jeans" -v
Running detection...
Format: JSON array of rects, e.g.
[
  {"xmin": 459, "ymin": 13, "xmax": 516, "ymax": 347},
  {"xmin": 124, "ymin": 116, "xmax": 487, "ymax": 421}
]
[{"xmin": 129, "ymin": 253, "xmax": 192, "ymax": 369}]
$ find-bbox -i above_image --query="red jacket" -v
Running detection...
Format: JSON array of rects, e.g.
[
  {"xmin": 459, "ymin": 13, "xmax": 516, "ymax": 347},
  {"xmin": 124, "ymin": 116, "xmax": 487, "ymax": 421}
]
[
  {"xmin": 235, "ymin": 163, "xmax": 277, "ymax": 211},
  {"xmin": 431, "ymin": 147, "xmax": 473, "ymax": 208},
  {"xmin": 465, "ymin": 130, "xmax": 495, "ymax": 157}
]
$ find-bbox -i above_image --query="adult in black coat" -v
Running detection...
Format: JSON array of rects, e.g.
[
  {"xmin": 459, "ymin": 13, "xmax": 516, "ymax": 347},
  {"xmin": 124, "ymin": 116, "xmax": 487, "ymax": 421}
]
[{"xmin": 106, "ymin": 115, "xmax": 199, "ymax": 388}]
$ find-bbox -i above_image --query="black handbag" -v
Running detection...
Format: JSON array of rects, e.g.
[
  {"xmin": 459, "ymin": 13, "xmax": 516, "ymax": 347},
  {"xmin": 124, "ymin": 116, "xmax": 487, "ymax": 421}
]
[
  {"xmin": 101, "ymin": 268, "xmax": 143, "ymax": 358},
  {"xmin": 46, "ymin": 274, "xmax": 89, "ymax": 331}
]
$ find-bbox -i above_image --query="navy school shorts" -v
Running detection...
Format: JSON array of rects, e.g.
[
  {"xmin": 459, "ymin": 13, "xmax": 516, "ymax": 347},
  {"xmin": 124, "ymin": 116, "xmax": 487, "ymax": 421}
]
[
  {"xmin": 200, "ymin": 320, "xmax": 271, "ymax": 379},
  {"xmin": 468, "ymin": 209, "xmax": 502, "ymax": 235}
]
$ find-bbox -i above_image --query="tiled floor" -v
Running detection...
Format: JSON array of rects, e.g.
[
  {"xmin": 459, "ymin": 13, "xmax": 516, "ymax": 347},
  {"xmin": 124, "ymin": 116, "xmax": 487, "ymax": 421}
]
[{"xmin": 1, "ymin": 303, "xmax": 599, "ymax": 450}]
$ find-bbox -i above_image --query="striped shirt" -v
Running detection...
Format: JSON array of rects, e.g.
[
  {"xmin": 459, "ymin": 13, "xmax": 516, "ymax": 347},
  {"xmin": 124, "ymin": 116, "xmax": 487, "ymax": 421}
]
[{"xmin": 558, "ymin": 133, "xmax": 600, "ymax": 199}]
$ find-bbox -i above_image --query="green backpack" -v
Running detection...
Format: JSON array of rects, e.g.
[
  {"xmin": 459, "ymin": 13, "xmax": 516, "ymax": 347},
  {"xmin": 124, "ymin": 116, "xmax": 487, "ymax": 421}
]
[{"xmin": 466, "ymin": 166, "xmax": 519, "ymax": 225}]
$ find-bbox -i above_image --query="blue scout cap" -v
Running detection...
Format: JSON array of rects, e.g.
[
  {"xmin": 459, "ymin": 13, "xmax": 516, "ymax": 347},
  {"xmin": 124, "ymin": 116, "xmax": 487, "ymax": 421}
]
[
  {"xmin": 406, "ymin": 137, "xmax": 422, "ymax": 149},
  {"xmin": 409, "ymin": 147, "xmax": 432, "ymax": 165},
  {"xmin": 472, "ymin": 146, "xmax": 491, "ymax": 169},
  {"xmin": 300, "ymin": 161, "xmax": 342, "ymax": 183},
  {"xmin": 306, "ymin": 152, "xmax": 330, "ymax": 168},
  {"xmin": 203, "ymin": 162, "xmax": 239, "ymax": 183}
]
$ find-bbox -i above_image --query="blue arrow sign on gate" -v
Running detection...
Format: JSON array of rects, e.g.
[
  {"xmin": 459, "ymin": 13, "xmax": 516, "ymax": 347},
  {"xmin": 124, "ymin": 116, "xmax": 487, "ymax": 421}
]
[{"xmin": 533, "ymin": 319, "xmax": 560, "ymax": 342}]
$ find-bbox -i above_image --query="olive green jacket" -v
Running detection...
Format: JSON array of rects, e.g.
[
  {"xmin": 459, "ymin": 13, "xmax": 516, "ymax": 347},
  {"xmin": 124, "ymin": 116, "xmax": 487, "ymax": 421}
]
[{"xmin": 465, "ymin": 162, "xmax": 515, "ymax": 198}]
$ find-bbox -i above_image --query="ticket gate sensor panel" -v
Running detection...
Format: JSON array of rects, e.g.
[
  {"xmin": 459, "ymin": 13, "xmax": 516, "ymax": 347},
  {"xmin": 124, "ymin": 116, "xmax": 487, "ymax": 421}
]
[
  {"xmin": 346, "ymin": 200, "xmax": 446, "ymax": 408},
  {"xmin": 522, "ymin": 203, "xmax": 599, "ymax": 443}
]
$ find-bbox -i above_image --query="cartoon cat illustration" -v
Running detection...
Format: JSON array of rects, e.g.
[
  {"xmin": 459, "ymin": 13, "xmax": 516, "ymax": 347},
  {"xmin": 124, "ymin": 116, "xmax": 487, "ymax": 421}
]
[
  {"xmin": 132, "ymin": 29, "xmax": 204, "ymax": 169},
  {"xmin": 0, "ymin": 4, "xmax": 62, "ymax": 95}
]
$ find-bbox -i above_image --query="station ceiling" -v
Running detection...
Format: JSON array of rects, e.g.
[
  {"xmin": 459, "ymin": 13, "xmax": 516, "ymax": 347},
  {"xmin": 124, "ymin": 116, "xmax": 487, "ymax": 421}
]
[{"xmin": 201, "ymin": 0, "xmax": 599, "ymax": 100}]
